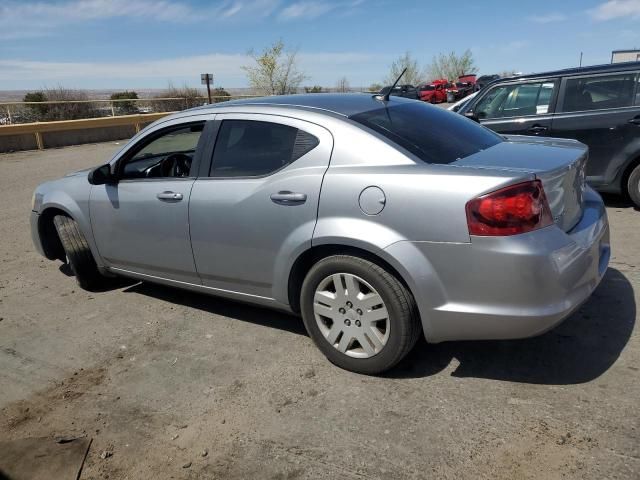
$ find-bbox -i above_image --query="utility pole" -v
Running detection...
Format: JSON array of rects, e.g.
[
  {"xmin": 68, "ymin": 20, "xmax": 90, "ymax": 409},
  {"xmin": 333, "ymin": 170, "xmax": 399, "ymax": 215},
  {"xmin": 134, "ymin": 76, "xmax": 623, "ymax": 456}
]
[
  {"xmin": 579, "ymin": 52, "xmax": 583, "ymax": 67},
  {"xmin": 201, "ymin": 73, "xmax": 213, "ymax": 104}
]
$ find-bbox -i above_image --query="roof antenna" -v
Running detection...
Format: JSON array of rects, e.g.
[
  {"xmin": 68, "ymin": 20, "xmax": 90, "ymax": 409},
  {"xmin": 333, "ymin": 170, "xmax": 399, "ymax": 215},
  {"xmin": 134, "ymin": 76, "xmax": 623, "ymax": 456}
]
[{"xmin": 378, "ymin": 67, "xmax": 407, "ymax": 102}]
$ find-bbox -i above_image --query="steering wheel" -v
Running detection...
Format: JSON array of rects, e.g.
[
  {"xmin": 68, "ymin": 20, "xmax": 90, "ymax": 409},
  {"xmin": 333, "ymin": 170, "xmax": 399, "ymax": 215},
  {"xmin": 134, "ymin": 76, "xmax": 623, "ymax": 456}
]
[{"xmin": 161, "ymin": 153, "xmax": 192, "ymax": 177}]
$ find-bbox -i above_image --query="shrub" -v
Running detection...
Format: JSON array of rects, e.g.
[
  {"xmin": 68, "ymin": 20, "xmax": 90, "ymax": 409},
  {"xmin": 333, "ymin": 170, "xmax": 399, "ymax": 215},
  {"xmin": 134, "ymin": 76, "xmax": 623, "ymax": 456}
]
[
  {"xmin": 151, "ymin": 83, "xmax": 203, "ymax": 112},
  {"xmin": 22, "ymin": 91, "xmax": 49, "ymax": 121},
  {"xmin": 212, "ymin": 87, "xmax": 231, "ymax": 103},
  {"xmin": 42, "ymin": 87, "xmax": 97, "ymax": 121},
  {"xmin": 110, "ymin": 91, "xmax": 139, "ymax": 115}
]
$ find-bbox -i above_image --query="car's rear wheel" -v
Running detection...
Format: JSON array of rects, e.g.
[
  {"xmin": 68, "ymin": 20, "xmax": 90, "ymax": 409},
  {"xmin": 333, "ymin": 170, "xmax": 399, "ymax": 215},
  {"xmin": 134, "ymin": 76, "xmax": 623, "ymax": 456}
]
[
  {"xmin": 53, "ymin": 215, "xmax": 106, "ymax": 291},
  {"xmin": 627, "ymin": 163, "xmax": 640, "ymax": 209},
  {"xmin": 300, "ymin": 255, "xmax": 421, "ymax": 374}
]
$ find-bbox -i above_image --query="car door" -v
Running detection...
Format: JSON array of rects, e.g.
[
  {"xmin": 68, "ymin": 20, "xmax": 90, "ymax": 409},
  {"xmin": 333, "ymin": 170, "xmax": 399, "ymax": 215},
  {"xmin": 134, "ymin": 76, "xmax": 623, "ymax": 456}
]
[
  {"xmin": 466, "ymin": 79, "xmax": 559, "ymax": 136},
  {"xmin": 189, "ymin": 114, "xmax": 333, "ymax": 300},
  {"xmin": 90, "ymin": 120, "xmax": 207, "ymax": 284},
  {"xmin": 550, "ymin": 70, "xmax": 640, "ymax": 185}
]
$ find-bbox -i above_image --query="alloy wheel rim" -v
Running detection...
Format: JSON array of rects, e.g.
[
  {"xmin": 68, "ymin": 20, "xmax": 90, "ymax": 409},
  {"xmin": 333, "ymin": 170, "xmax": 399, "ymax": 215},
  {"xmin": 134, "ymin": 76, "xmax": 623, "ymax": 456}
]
[{"xmin": 313, "ymin": 273, "xmax": 390, "ymax": 359}]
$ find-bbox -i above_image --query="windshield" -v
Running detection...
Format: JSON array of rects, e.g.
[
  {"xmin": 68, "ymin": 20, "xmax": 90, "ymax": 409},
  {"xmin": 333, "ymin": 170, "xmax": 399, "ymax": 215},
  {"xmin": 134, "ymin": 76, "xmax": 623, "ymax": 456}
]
[
  {"xmin": 421, "ymin": 85, "xmax": 435, "ymax": 91},
  {"xmin": 351, "ymin": 102, "xmax": 502, "ymax": 164}
]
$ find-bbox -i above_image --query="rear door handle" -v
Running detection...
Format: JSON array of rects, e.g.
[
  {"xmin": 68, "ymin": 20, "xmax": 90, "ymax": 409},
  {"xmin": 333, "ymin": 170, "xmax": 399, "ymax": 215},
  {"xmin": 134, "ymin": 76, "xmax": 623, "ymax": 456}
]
[
  {"xmin": 270, "ymin": 191, "xmax": 307, "ymax": 205},
  {"xmin": 629, "ymin": 117, "xmax": 640, "ymax": 125},
  {"xmin": 527, "ymin": 125, "xmax": 549, "ymax": 134},
  {"xmin": 156, "ymin": 191, "xmax": 183, "ymax": 201}
]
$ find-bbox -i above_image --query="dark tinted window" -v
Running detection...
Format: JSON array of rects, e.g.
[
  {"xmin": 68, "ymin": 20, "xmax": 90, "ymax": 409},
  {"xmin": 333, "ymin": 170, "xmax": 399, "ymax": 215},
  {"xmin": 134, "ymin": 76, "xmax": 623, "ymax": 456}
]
[
  {"xmin": 351, "ymin": 102, "xmax": 502, "ymax": 164},
  {"xmin": 561, "ymin": 73, "xmax": 636, "ymax": 112},
  {"xmin": 210, "ymin": 120, "xmax": 319, "ymax": 177},
  {"xmin": 121, "ymin": 123, "xmax": 203, "ymax": 179}
]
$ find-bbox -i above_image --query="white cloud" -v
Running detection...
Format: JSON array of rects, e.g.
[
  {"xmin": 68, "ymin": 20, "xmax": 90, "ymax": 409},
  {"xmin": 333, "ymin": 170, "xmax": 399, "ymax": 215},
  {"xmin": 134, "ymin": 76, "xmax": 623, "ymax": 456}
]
[
  {"xmin": 278, "ymin": 0, "xmax": 365, "ymax": 20},
  {"xmin": 588, "ymin": 0, "xmax": 640, "ymax": 21},
  {"xmin": 528, "ymin": 13, "xmax": 566, "ymax": 23},
  {"xmin": 0, "ymin": 0, "xmax": 282, "ymax": 39},
  {"xmin": 0, "ymin": 51, "xmax": 384, "ymax": 88}
]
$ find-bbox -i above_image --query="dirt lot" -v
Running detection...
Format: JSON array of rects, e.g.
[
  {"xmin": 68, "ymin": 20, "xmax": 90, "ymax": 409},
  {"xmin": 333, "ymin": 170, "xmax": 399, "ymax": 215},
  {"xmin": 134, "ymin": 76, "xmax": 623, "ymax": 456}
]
[{"xmin": 1, "ymin": 142, "xmax": 638, "ymax": 479}]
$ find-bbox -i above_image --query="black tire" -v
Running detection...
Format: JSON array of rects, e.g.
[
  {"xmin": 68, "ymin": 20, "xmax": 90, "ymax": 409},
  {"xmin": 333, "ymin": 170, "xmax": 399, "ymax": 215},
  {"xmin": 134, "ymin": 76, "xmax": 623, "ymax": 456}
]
[
  {"xmin": 53, "ymin": 215, "xmax": 105, "ymax": 291},
  {"xmin": 627, "ymin": 163, "xmax": 640, "ymax": 209},
  {"xmin": 300, "ymin": 255, "xmax": 421, "ymax": 375}
]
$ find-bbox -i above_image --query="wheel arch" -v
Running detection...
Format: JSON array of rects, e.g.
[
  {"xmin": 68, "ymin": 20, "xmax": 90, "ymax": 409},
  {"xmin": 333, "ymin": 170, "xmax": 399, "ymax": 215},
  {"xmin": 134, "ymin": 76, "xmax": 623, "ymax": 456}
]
[
  {"xmin": 620, "ymin": 153, "xmax": 640, "ymax": 199},
  {"xmin": 287, "ymin": 243, "xmax": 415, "ymax": 315},
  {"xmin": 38, "ymin": 206, "xmax": 71, "ymax": 261}
]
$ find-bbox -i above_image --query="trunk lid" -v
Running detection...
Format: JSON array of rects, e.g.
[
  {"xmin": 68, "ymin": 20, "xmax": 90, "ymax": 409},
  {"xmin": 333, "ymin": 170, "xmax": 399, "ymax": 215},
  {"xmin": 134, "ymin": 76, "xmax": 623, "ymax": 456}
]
[{"xmin": 452, "ymin": 135, "xmax": 587, "ymax": 232}]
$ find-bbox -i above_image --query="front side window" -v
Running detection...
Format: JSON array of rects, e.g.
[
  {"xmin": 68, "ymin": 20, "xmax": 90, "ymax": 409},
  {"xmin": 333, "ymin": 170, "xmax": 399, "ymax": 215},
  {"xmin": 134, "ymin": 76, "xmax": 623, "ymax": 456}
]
[
  {"xmin": 474, "ymin": 81, "xmax": 556, "ymax": 119},
  {"xmin": 120, "ymin": 123, "xmax": 203, "ymax": 179},
  {"xmin": 350, "ymin": 102, "xmax": 502, "ymax": 164},
  {"xmin": 561, "ymin": 73, "xmax": 637, "ymax": 112},
  {"xmin": 210, "ymin": 120, "xmax": 319, "ymax": 177}
]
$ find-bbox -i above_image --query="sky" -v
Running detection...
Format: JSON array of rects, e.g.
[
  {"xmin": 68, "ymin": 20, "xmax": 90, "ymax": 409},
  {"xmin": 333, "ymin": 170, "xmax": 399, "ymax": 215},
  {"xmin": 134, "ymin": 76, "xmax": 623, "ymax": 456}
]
[{"xmin": 1, "ymin": 0, "xmax": 640, "ymax": 90}]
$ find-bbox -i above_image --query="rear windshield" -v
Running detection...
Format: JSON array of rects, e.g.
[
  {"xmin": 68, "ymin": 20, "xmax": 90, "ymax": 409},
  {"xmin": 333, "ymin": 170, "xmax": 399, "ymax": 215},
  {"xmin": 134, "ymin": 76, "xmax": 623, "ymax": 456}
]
[{"xmin": 350, "ymin": 102, "xmax": 502, "ymax": 164}]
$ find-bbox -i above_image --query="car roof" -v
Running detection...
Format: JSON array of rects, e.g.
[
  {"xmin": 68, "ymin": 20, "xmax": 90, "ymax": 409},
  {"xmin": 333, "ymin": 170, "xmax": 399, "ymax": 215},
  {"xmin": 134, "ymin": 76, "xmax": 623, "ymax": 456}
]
[
  {"xmin": 494, "ymin": 61, "xmax": 640, "ymax": 84},
  {"xmin": 189, "ymin": 93, "xmax": 415, "ymax": 117}
]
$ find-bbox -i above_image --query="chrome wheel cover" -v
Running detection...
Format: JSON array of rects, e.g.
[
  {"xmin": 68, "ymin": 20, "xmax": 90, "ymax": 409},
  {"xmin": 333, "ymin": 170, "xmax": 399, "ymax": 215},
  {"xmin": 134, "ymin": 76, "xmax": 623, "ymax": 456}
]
[{"xmin": 313, "ymin": 273, "xmax": 390, "ymax": 359}]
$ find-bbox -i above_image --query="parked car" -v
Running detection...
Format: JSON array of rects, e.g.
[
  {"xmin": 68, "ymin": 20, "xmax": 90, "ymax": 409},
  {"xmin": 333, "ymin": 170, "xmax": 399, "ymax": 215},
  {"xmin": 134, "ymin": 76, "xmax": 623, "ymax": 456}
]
[
  {"xmin": 446, "ymin": 81, "xmax": 475, "ymax": 103},
  {"xmin": 31, "ymin": 94, "xmax": 610, "ymax": 374},
  {"xmin": 458, "ymin": 62, "xmax": 640, "ymax": 207},
  {"xmin": 378, "ymin": 84, "xmax": 419, "ymax": 100},
  {"xmin": 418, "ymin": 79, "xmax": 448, "ymax": 103},
  {"xmin": 476, "ymin": 74, "xmax": 501, "ymax": 91}
]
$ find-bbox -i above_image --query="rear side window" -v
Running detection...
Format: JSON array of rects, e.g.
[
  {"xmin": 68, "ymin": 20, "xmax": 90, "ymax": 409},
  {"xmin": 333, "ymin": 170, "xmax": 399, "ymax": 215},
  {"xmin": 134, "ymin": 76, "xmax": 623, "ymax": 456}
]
[
  {"xmin": 561, "ymin": 73, "xmax": 637, "ymax": 112},
  {"xmin": 210, "ymin": 120, "xmax": 319, "ymax": 177},
  {"xmin": 350, "ymin": 102, "xmax": 502, "ymax": 164},
  {"xmin": 474, "ymin": 81, "xmax": 556, "ymax": 119}
]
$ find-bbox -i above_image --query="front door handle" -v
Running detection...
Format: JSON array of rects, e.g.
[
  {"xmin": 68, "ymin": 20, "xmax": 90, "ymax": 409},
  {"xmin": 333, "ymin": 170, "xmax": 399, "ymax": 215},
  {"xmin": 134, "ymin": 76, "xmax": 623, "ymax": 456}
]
[
  {"xmin": 156, "ymin": 191, "xmax": 183, "ymax": 201},
  {"xmin": 270, "ymin": 191, "xmax": 307, "ymax": 206},
  {"xmin": 629, "ymin": 117, "xmax": 640, "ymax": 125},
  {"xmin": 527, "ymin": 125, "xmax": 549, "ymax": 134}
]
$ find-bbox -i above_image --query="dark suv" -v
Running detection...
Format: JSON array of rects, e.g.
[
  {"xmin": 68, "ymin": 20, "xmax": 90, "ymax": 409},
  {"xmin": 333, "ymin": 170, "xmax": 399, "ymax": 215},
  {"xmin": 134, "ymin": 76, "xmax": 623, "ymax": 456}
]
[
  {"xmin": 459, "ymin": 62, "xmax": 640, "ymax": 207},
  {"xmin": 378, "ymin": 84, "xmax": 419, "ymax": 100}
]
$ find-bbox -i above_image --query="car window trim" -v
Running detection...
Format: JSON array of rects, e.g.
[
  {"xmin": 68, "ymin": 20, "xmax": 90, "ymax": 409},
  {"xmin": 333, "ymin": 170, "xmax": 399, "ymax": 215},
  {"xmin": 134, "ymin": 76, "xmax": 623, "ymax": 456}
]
[
  {"xmin": 557, "ymin": 70, "xmax": 640, "ymax": 114},
  {"xmin": 468, "ymin": 78, "xmax": 560, "ymax": 120},
  {"xmin": 201, "ymin": 115, "xmax": 320, "ymax": 180},
  {"xmin": 114, "ymin": 120, "xmax": 208, "ymax": 181}
]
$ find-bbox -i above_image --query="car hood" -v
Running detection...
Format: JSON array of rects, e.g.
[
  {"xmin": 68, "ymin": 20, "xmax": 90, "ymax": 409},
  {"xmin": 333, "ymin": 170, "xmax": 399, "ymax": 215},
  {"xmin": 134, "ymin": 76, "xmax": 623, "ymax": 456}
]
[{"xmin": 65, "ymin": 167, "xmax": 94, "ymax": 178}]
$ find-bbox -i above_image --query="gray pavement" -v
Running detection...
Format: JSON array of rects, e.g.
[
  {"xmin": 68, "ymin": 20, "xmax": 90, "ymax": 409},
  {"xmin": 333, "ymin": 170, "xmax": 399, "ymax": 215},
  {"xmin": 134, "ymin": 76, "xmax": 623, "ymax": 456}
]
[{"xmin": 0, "ymin": 141, "xmax": 638, "ymax": 479}]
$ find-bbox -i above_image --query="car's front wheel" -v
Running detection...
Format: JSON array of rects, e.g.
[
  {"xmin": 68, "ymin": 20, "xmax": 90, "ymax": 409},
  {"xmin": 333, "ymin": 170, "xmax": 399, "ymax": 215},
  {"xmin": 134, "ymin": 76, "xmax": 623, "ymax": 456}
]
[
  {"xmin": 53, "ymin": 215, "xmax": 107, "ymax": 291},
  {"xmin": 300, "ymin": 255, "xmax": 421, "ymax": 374},
  {"xmin": 627, "ymin": 163, "xmax": 640, "ymax": 209}
]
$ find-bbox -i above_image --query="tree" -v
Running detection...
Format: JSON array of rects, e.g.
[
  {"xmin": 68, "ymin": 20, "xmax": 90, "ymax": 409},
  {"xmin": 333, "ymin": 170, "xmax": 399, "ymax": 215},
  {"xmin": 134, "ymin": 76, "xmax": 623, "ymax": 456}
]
[
  {"xmin": 384, "ymin": 52, "xmax": 424, "ymax": 86},
  {"xmin": 335, "ymin": 76, "xmax": 350, "ymax": 93},
  {"xmin": 427, "ymin": 49, "xmax": 478, "ymax": 81},
  {"xmin": 212, "ymin": 87, "xmax": 231, "ymax": 103},
  {"xmin": 110, "ymin": 90, "xmax": 138, "ymax": 114},
  {"xmin": 369, "ymin": 82, "xmax": 383, "ymax": 93},
  {"xmin": 242, "ymin": 40, "xmax": 307, "ymax": 95}
]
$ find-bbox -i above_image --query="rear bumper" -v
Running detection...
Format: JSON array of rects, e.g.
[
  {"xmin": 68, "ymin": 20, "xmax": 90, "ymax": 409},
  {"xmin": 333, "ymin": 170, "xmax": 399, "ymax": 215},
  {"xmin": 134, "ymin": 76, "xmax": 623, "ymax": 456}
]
[{"xmin": 385, "ymin": 187, "xmax": 610, "ymax": 343}]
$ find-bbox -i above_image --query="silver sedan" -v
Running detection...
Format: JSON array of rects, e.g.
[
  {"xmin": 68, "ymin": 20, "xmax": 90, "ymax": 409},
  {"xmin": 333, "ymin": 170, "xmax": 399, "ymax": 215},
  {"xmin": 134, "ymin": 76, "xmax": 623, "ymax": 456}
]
[{"xmin": 30, "ymin": 94, "xmax": 610, "ymax": 374}]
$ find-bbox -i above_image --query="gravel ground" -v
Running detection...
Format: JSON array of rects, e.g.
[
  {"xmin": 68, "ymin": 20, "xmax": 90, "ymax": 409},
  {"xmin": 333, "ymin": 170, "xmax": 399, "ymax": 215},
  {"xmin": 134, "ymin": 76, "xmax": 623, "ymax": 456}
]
[{"xmin": 0, "ymin": 141, "xmax": 638, "ymax": 479}]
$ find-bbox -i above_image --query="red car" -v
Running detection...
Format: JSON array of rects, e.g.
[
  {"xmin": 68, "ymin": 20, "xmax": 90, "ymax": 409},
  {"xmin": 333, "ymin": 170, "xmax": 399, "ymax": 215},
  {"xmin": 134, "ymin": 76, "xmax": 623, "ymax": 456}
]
[{"xmin": 418, "ymin": 79, "xmax": 448, "ymax": 103}]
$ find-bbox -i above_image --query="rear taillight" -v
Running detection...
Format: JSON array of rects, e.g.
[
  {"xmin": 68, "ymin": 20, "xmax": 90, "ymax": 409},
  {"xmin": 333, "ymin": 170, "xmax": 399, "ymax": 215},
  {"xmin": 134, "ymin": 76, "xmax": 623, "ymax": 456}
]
[{"xmin": 465, "ymin": 180, "xmax": 553, "ymax": 236}]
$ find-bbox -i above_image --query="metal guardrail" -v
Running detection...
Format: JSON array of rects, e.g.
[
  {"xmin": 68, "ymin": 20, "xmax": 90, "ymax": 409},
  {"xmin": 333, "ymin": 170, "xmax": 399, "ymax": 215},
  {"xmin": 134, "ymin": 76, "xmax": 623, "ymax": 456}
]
[
  {"xmin": 0, "ymin": 113, "xmax": 172, "ymax": 150},
  {"xmin": 0, "ymin": 94, "xmax": 262, "ymax": 150},
  {"xmin": 0, "ymin": 95, "xmax": 262, "ymax": 125}
]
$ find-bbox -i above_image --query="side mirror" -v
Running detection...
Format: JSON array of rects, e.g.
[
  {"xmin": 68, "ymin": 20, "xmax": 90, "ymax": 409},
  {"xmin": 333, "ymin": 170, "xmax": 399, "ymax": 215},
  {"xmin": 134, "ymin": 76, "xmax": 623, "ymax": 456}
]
[
  {"xmin": 464, "ymin": 111, "xmax": 481, "ymax": 123},
  {"xmin": 88, "ymin": 164, "xmax": 115, "ymax": 185}
]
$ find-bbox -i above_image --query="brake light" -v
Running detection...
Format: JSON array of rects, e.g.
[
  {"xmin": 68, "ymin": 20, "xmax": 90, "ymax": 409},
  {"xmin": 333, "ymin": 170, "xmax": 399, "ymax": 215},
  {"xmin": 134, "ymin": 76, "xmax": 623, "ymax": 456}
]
[{"xmin": 465, "ymin": 180, "xmax": 553, "ymax": 236}]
